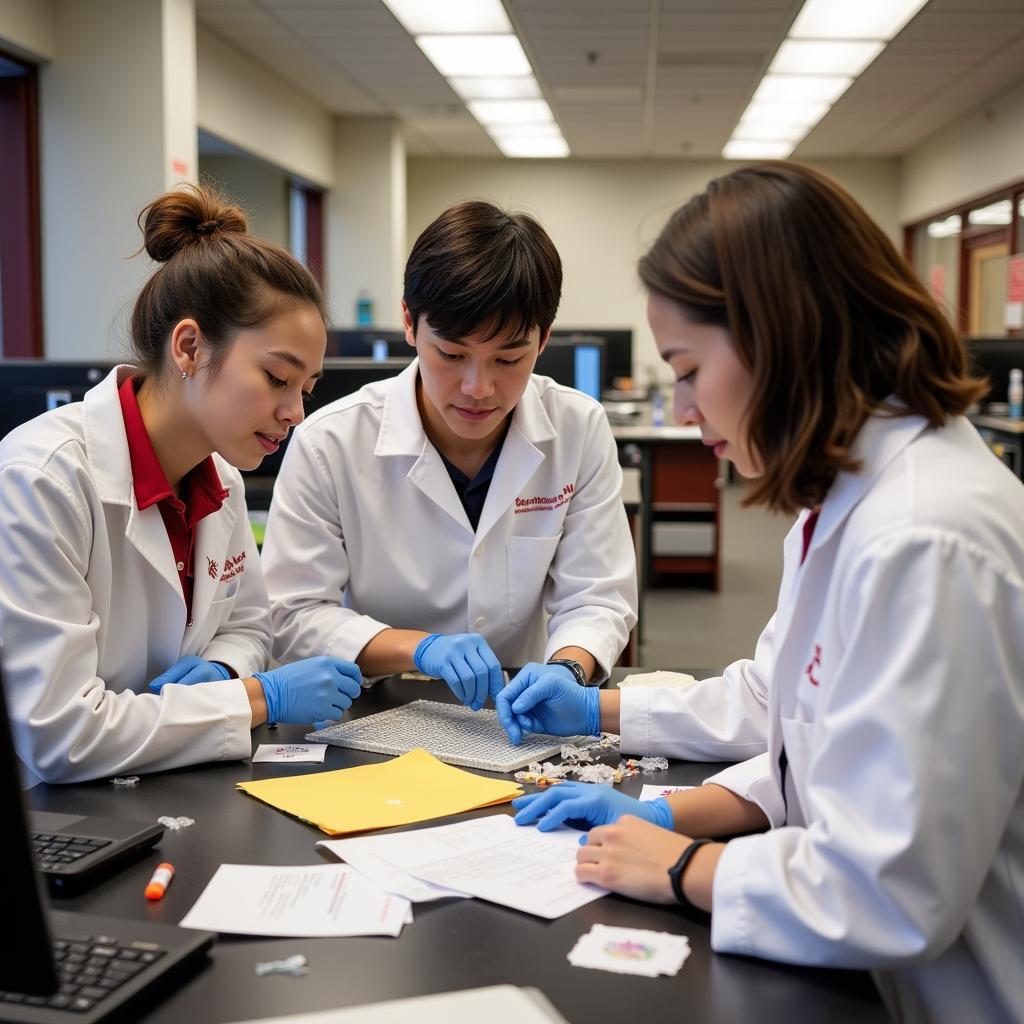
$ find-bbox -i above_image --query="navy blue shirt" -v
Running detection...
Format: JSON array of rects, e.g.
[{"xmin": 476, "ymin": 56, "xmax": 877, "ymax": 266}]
[{"xmin": 439, "ymin": 431, "xmax": 508, "ymax": 532}]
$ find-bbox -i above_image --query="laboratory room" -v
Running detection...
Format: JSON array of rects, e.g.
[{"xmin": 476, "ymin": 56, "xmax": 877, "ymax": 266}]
[{"xmin": 1, "ymin": 0, "xmax": 1024, "ymax": 1021}]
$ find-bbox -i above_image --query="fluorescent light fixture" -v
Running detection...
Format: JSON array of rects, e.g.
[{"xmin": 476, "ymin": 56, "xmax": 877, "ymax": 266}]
[
  {"xmin": 926, "ymin": 215, "xmax": 962, "ymax": 239},
  {"xmin": 488, "ymin": 122, "xmax": 562, "ymax": 139},
  {"xmin": 723, "ymin": 140, "xmax": 794, "ymax": 160},
  {"xmin": 381, "ymin": 0, "xmax": 511, "ymax": 35},
  {"xmin": 770, "ymin": 39, "xmax": 883, "ymax": 77},
  {"xmin": 468, "ymin": 98, "xmax": 553, "ymax": 125},
  {"xmin": 753, "ymin": 73, "xmax": 852, "ymax": 105},
  {"xmin": 739, "ymin": 97, "xmax": 831, "ymax": 127},
  {"xmin": 493, "ymin": 136, "xmax": 569, "ymax": 158},
  {"xmin": 733, "ymin": 121, "xmax": 808, "ymax": 143},
  {"xmin": 789, "ymin": 0, "xmax": 929, "ymax": 42},
  {"xmin": 968, "ymin": 200, "xmax": 1013, "ymax": 227},
  {"xmin": 416, "ymin": 35, "xmax": 531, "ymax": 77},
  {"xmin": 449, "ymin": 75, "xmax": 540, "ymax": 100}
]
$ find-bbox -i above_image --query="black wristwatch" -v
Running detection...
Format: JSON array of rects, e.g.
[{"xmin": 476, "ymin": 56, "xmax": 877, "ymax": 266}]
[
  {"xmin": 667, "ymin": 838, "xmax": 713, "ymax": 910},
  {"xmin": 546, "ymin": 658, "xmax": 590, "ymax": 687}
]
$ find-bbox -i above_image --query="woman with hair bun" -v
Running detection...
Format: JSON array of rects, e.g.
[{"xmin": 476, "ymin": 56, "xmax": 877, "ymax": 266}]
[
  {"xmin": 499, "ymin": 163, "xmax": 1024, "ymax": 1022},
  {"xmin": 0, "ymin": 184, "xmax": 363, "ymax": 785}
]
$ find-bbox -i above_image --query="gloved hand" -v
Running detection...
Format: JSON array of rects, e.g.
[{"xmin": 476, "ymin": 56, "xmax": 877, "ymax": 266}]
[
  {"xmin": 253, "ymin": 656, "xmax": 363, "ymax": 725},
  {"xmin": 495, "ymin": 663, "xmax": 600, "ymax": 745},
  {"xmin": 148, "ymin": 655, "xmax": 232, "ymax": 693},
  {"xmin": 413, "ymin": 633, "xmax": 503, "ymax": 711},
  {"xmin": 512, "ymin": 781, "xmax": 674, "ymax": 834}
]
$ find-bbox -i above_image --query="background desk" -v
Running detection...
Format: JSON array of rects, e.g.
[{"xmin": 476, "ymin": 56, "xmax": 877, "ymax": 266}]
[
  {"xmin": 970, "ymin": 412, "xmax": 1024, "ymax": 480},
  {"xmin": 28, "ymin": 674, "xmax": 887, "ymax": 1023},
  {"xmin": 611, "ymin": 414, "xmax": 724, "ymax": 592}
]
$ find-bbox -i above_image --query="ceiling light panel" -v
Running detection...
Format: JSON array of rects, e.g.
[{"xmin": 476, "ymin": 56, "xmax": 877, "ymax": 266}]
[
  {"xmin": 468, "ymin": 98, "xmax": 554, "ymax": 125},
  {"xmin": 449, "ymin": 75, "xmax": 540, "ymax": 100},
  {"xmin": 753, "ymin": 73, "xmax": 852, "ymax": 105},
  {"xmin": 788, "ymin": 0, "xmax": 930, "ymax": 42},
  {"xmin": 493, "ymin": 136, "xmax": 569, "ymax": 158},
  {"xmin": 488, "ymin": 123, "xmax": 562, "ymax": 139},
  {"xmin": 381, "ymin": 0, "xmax": 511, "ymax": 36},
  {"xmin": 770, "ymin": 39, "xmax": 883, "ymax": 77},
  {"xmin": 416, "ymin": 35, "xmax": 531, "ymax": 78},
  {"xmin": 739, "ymin": 98, "xmax": 831, "ymax": 127},
  {"xmin": 723, "ymin": 140, "xmax": 794, "ymax": 160},
  {"xmin": 732, "ymin": 121, "xmax": 808, "ymax": 143}
]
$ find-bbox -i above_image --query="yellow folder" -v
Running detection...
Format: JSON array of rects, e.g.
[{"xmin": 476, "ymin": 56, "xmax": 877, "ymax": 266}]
[{"xmin": 237, "ymin": 747, "xmax": 523, "ymax": 836}]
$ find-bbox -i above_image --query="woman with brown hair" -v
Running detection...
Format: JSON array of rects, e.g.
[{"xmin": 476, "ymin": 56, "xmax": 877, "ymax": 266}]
[
  {"xmin": 0, "ymin": 184, "xmax": 362, "ymax": 785},
  {"xmin": 499, "ymin": 163, "xmax": 1024, "ymax": 1022}
]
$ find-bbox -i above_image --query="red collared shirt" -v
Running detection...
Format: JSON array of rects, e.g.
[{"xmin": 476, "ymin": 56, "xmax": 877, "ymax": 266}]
[
  {"xmin": 800, "ymin": 508, "xmax": 820, "ymax": 565},
  {"xmin": 117, "ymin": 376, "xmax": 228, "ymax": 622}
]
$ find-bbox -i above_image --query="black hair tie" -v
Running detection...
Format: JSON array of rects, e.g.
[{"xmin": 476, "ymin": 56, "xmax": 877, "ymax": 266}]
[{"xmin": 195, "ymin": 220, "xmax": 220, "ymax": 236}]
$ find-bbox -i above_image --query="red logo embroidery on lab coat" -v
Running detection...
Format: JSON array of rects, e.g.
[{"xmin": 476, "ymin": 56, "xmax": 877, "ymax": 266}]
[
  {"xmin": 514, "ymin": 483, "xmax": 575, "ymax": 514},
  {"xmin": 805, "ymin": 644, "xmax": 822, "ymax": 687},
  {"xmin": 219, "ymin": 550, "xmax": 246, "ymax": 582},
  {"xmin": 206, "ymin": 556, "xmax": 219, "ymax": 580}
]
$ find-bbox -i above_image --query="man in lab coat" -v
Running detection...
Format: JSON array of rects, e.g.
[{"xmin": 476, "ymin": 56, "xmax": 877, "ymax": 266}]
[{"xmin": 261, "ymin": 201, "xmax": 638, "ymax": 710}]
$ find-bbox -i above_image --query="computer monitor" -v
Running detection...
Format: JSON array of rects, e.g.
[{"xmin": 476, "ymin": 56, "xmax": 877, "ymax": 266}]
[
  {"xmin": 534, "ymin": 338, "xmax": 605, "ymax": 401},
  {"xmin": 240, "ymin": 357, "xmax": 412, "ymax": 485},
  {"xmin": 549, "ymin": 328, "xmax": 632, "ymax": 388},
  {"xmin": 327, "ymin": 329, "xmax": 409, "ymax": 360},
  {"xmin": 0, "ymin": 663, "xmax": 58, "ymax": 996},
  {"xmin": 965, "ymin": 337, "xmax": 1024, "ymax": 406},
  {"xmin": 0, "ymin": 360, "xmax": 113, "ymax": 439}
]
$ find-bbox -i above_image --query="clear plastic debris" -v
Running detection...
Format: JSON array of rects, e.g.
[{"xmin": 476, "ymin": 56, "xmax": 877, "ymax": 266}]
[
  {"xmin": 255, "ymin": 954, "xmax": 308, "ymax": 978},
  {"xmin": 110, "ymin": 776, "xmax": 140, "ymax": 787},
  {"xmin": 575, "ymin": 763, "xmax": 622, "ymax": 786},
  {"xmin": 559, "ymin": 742, "xmax": 595, "ymax": 763},
  {"xmin": 512, "ymin": 733, "xmax": 669, "ymax": 789},
  {"xmin": 157, "ymin": 815, "xmax": 195, "ymax": 830},
  {"xmin": 622, "ymin": 756, "xmax": 669, "ymax": 774},
  {"xmin": 514, "ymin": 759, "xmax": 571, "ymax": 786}
]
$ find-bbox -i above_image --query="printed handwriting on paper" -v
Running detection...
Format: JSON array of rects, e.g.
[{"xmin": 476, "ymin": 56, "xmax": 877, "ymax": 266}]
[
  {"xmin": 179, "ymin": 863, "xmax": 410, "ymax": 937},
  {"xmin": 252, "ymin": 744, "xmax": 328, "ymax": 764}
]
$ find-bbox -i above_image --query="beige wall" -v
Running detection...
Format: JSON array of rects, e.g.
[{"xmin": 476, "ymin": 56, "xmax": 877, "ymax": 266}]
[
  {"xmin": 196, "ymin": 24, "xmax": 334, "ymax": 189},
  {"xmin": 407, "ymin": 157, "xmax": 901, "ymax": 380},
  {"xmin": 327, "ymin": 119, "xmax": 406, "ymax": 328},
  {"xmin": 39, "ymin": 0, "xmax": 191, "ymax": 360},
  {"xmin": 900, "ymin": 78, "xmax": 1024, "ymax": 225},
  {"xmin": 199, "ymin": 155, "xmax": 290, "ymax": 247},
  {"xmin": 0, "ymin": 0, "xmax": 55, "ymax": 61}
]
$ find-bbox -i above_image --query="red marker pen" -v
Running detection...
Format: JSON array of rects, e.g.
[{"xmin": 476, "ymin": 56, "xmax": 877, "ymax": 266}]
[{"xmin": 145, "ymin": 862, "xmax": 175, "ymax": 901}]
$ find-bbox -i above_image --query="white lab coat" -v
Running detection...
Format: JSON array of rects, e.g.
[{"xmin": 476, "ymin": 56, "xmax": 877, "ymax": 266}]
[
  {"xmin": 621, "ymin": 411, "xmax": 1024, "ymax": 1023},
  {"xmin": 262, "ymin": 359, "xmax": 638, "ymax": 675},
  {"xmin": 0, "ymin": 367, "xmax": 269, "ymax": 785}
]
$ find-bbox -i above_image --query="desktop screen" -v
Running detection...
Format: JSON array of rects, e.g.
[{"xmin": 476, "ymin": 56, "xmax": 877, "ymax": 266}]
[
  {"xmin": 0, "ymin": 361, "xmax": 113, "ymax": 439},
  {"xmin": 573, "ymin": 344, "xmax": 602, "ymax": 401}
]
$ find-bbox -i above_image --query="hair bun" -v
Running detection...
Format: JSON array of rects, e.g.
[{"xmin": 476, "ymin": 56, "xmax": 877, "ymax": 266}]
[{"xmin": 139, "ymin": 183, "xmax": 248, "ymax": 262}]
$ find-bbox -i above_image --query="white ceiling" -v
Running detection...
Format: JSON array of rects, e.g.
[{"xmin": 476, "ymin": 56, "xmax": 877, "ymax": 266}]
[{"xmin": 195, "ymin": 0, "xmax": 1024, "ymax": 159}]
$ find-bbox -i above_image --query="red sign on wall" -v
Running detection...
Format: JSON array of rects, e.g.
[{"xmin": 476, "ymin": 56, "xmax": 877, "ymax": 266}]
[{"xmin": 1008, "ymin": 254, "xmax": 1024, "ymax": 303}]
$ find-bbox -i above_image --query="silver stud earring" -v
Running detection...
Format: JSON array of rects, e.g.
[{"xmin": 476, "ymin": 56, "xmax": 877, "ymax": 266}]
[{"xmin": 181, "ymin": 371, "xmax": 188, "ymax": 381}]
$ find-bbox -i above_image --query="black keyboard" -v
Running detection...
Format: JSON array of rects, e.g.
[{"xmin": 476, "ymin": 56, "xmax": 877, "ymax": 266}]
[
  {"xmin": 0, "ymin": 933, "xmax": 166, "ymax": 1013},
  {"xmin": 31, "ymin": 832, "xmax": 111, "ymax": 872}
]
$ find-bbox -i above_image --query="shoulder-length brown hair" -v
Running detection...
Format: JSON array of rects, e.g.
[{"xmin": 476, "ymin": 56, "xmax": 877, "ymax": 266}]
[{"xmin": 638, "ymin": 161, "xmax": 986, "ymax": 514}]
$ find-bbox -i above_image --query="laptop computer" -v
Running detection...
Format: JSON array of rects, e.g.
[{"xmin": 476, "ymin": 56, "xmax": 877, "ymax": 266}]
[
  {"xmin": 0, "ymin": 665, "xmax": 216, "ymax": 1022},
  {"xmin": 30, "ymin": 809, "xmax": 164, "ymax": 897}
]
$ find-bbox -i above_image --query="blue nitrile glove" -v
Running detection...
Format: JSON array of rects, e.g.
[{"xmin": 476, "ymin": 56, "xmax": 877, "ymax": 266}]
[
  {"xmin": 413, "ymin": 633, "xmax": 504, "ymax": 711},
  {"xmin": 148, "ymin": 655, "xmax": 232, "ymax": 693},
  {"xmin": 495, "ymin": 663, "xmax": 600, "ymax": 745},
  {"xmin": 512, "ymin": 781, "xmax": 674, "ymax": 834},
  {"xmin": 253, "ymin": 656, "xmax": 363, "ymax": 725}
]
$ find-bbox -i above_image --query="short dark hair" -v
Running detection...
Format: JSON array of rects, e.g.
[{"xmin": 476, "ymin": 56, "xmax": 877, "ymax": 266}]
[
  {"xmin": 130, "ymin": 182, "xmax": 326, "ymax": 380},
  {"xmin": 404, "ymin": 200, "xmax": 562, "ymax": 342},
  {"xmin": 638, "ymin": 161, "xmax": 986, "ymax": 515}
]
